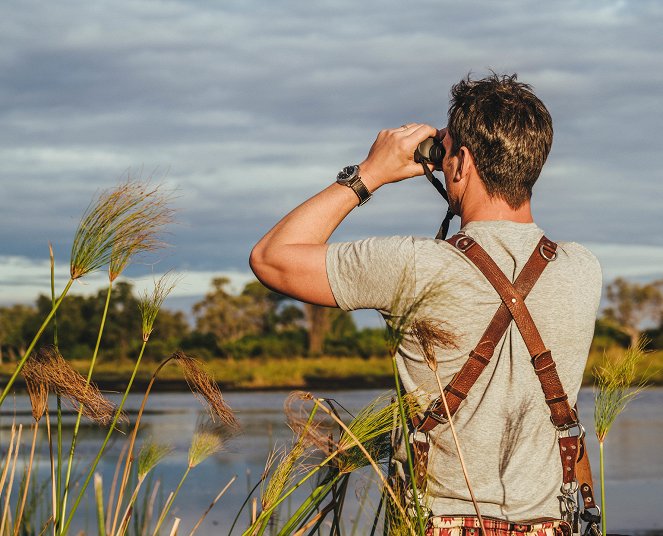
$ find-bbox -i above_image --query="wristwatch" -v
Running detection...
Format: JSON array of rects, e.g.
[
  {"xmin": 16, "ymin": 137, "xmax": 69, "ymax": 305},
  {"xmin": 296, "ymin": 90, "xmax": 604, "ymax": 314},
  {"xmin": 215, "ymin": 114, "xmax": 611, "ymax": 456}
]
[{"xmin": 336, "ymin": 165, "xmax": 372, "ymax": 206}]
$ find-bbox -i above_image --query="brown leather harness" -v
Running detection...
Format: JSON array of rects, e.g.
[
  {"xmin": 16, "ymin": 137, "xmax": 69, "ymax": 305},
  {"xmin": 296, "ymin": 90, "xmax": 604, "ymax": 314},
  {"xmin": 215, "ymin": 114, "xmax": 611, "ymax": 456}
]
[{"xmin": 408, "ymin": 232, "xmax": 599, "ymax": 530}]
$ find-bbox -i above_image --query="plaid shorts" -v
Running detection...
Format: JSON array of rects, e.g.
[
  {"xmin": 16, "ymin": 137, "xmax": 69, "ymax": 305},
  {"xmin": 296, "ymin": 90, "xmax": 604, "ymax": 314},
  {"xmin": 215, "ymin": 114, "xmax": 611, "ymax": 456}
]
[{"xmin": 426, "ymin": 516, "xmax": 572, "ymax": 536}]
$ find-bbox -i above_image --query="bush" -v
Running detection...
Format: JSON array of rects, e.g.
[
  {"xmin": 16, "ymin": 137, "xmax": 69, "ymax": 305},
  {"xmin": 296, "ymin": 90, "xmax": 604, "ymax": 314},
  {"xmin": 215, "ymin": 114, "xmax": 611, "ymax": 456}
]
[{"xmin": 224, "ymin": 329, "xmax": 307, "ymax": 358}]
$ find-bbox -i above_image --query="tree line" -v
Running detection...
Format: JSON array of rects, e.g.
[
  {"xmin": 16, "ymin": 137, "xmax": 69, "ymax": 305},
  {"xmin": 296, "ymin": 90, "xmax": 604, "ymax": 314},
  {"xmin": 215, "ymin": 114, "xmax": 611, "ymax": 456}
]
[
  {"xmin": 1, "ymin": 276, "xmax": 661, "ymax": 365},
  {"xmin": 0, "ymin": 277, "xmax": 388, "ymax": 364}
]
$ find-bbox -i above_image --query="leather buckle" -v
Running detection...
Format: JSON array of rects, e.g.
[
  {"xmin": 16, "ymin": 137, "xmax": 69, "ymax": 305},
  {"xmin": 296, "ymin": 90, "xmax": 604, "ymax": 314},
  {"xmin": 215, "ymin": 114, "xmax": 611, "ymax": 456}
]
[{"xmin": 424, "ymin": 397, "xmax": 449, "ymax": 425}]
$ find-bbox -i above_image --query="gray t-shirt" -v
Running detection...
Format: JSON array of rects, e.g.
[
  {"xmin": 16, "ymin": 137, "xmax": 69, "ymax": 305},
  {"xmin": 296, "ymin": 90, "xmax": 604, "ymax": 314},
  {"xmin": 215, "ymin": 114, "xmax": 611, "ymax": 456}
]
[{"xmin": 326, "ymin": 220, "xmax": 602, "ymax": 521}]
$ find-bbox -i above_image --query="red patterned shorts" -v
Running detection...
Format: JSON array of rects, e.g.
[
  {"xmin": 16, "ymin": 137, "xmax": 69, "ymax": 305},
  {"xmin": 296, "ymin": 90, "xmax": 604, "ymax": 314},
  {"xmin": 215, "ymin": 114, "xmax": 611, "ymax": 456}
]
[{"xmin": 426, "ymin": 516, "xmax": 571, "ymax": 536}]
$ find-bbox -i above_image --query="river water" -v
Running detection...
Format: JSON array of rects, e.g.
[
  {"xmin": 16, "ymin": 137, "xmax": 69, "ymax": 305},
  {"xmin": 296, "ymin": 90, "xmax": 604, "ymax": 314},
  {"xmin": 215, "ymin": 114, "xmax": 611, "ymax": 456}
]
[{"xmin": 1, "ymin": 387, "xmax": 661, "ymax": 535}]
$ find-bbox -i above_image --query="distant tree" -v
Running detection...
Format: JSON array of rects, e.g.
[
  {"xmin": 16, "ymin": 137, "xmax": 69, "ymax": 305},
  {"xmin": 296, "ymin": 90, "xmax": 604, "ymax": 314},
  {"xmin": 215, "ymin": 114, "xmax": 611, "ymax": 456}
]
[
  {"xmin": 603, "ymin": 278, "xmax": 663, "ymax": 347},
  {"xmin": 303, "ymin": 304, "xmax": 355, "ymax": 356},
  {"xmin": 193, "ymin": 278, "xmax": 293, "ymax": 349},
  {"xmin": 0, "ymin": 304, "xmax": 36, "ymax": 363},
  {"xmin": 304, "ymin": 304, "xmax": 330, "ymax": 356}
]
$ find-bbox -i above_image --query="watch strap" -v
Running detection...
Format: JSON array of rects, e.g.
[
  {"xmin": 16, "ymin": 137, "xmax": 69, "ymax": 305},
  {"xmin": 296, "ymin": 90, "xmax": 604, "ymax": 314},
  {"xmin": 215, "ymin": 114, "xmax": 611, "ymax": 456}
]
[{"xmin": 348, "ymin": 176, "xmax": 371, "ymax": 206}]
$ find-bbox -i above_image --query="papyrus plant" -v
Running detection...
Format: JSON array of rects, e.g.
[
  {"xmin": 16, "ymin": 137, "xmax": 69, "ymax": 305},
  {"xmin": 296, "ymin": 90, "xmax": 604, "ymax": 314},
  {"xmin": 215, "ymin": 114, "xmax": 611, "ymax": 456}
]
[
  {"xmin": 0, "ymin": 180, "xmax": 173, "ymax": 407},
  {"xmin": 594, "ymin": 342, "xmax": 650, "ymax": 535}
]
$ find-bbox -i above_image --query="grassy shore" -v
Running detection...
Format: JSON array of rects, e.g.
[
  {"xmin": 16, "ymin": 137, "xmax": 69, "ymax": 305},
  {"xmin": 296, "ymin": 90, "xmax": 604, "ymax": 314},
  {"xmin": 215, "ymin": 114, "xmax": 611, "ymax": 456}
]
[{"xmin": 2, "ymin": 348, "xmax": 661, "ymax": 392}]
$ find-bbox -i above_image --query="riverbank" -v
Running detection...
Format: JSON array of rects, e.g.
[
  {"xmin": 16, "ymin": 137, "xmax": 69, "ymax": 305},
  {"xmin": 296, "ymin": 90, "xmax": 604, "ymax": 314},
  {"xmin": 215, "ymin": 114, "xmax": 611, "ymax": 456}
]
[{"xmin": 2, "ymin": 348, "xmax": 661, "ymax": 392}]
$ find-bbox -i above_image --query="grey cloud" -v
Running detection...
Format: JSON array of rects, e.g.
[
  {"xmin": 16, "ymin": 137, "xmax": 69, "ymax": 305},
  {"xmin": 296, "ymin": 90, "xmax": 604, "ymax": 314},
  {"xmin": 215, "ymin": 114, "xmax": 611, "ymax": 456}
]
[{"xmin": 0, "ymin": 0, "xmax": 661, "ymax": 299}]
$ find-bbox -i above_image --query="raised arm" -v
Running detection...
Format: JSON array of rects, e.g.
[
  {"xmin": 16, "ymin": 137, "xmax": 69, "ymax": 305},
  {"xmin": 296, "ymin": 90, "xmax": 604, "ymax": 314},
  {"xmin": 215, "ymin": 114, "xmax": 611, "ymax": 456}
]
[{"xmin": 249, "ymin": 123, "xmax": 437, "ymax": 306}]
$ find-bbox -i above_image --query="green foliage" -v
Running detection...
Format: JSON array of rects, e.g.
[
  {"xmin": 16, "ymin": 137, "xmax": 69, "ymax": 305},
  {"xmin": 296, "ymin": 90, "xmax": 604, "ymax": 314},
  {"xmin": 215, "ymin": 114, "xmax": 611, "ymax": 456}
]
[
  {"xmin": 592, "ymin": 318, "xmax": 631, "ymax": 351},
  {"xmin": 1, "ymin": 282, "xmax": 190, "ymax": 364},
  {"xmin": 602, "ymin": 277, "xmax": 663, "ymax": 347},
  {"xmin": 0, "ymin": 304, "xmax": 36, "ymax": 362},
  {"xmin": 223, "ymin": 329, "xmax": 307, "ymax": 358}
]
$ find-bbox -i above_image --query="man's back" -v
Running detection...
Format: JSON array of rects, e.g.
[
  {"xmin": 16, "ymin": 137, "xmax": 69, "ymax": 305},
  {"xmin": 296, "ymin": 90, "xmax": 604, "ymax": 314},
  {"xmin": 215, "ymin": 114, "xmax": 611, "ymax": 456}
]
[{"xmin": 326, "ymin": 220, "xmax": 602, "ymax": 520}]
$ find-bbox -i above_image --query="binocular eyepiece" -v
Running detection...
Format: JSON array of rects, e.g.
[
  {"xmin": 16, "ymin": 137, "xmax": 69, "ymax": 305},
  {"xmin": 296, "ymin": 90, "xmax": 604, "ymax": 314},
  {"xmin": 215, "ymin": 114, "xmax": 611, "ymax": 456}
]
[{"xmin": 414, "ymin": 129, "xmax": 446, "ymax": 171}]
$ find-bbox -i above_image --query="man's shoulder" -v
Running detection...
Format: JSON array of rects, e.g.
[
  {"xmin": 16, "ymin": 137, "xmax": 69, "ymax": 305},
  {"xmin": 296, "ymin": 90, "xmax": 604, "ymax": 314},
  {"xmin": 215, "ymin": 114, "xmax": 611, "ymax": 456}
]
[{"xmin": 556, "ymin": 241, "xmax": 602, "ymax": 272}]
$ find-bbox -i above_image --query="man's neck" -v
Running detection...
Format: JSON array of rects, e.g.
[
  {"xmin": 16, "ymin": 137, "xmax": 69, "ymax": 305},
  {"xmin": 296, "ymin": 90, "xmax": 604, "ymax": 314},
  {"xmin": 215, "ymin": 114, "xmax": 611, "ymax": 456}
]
[{"xmin": 459, "ymin": 196, "xmax": 534, "ymax": 227}]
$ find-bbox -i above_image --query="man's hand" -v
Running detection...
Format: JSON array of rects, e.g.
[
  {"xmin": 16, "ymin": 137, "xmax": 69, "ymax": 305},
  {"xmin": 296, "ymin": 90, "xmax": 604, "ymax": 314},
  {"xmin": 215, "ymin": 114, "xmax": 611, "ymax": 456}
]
[{"xmin": 359, "ymin": 123, "xmax": 439, "ymax": 191}]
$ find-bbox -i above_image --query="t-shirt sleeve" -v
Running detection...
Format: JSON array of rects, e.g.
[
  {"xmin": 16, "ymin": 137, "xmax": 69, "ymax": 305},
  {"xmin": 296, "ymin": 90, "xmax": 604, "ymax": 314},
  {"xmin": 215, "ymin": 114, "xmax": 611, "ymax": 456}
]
[{"xmin": 326, "ymin": 236, "xmax": 416, "ymax": 312}]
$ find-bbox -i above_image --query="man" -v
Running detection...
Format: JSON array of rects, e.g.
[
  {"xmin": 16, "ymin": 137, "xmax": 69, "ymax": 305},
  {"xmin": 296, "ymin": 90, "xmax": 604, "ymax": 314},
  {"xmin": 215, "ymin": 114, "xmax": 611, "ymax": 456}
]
[{"xmin": 250, "ymin": 73, "xmax": 601, "ymax": 531}]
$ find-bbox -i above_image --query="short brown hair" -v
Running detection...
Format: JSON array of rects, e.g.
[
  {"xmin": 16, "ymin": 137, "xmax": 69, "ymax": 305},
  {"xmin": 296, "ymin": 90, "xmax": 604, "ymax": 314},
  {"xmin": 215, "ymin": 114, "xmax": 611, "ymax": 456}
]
[{"xmin": 447, "ymin": 73, "xmax": 553, "ymax": 208}]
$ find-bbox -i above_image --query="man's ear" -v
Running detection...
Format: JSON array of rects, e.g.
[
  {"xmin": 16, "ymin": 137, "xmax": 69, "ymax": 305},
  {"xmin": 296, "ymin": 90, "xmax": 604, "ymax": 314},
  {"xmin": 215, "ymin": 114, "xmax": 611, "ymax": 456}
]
[{"xmin": 457, "ymin": 146, "xmax": 475, "ymax": 180}]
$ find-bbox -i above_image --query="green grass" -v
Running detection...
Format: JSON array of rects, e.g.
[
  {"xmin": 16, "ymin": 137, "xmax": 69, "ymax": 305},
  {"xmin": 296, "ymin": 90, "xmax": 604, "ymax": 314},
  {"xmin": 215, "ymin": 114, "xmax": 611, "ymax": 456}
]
[{"xmin": 3, "ymin": 349, "xmax": 661, "ymax": 392}]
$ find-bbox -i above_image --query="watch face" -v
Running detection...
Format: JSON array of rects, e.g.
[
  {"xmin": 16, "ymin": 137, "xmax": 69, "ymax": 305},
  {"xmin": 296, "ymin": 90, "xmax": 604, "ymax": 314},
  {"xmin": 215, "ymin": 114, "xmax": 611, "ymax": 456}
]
[{"xmin": 337, "ymin": 165, "xmax": 358, "ymax": 184}]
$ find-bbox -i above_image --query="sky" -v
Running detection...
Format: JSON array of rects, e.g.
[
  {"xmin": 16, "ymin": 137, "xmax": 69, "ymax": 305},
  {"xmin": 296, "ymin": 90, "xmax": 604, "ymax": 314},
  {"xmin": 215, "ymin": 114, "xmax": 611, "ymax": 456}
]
[{"xmin": 1, "ymin": 0, "xmax": 662, "ymax": 318}]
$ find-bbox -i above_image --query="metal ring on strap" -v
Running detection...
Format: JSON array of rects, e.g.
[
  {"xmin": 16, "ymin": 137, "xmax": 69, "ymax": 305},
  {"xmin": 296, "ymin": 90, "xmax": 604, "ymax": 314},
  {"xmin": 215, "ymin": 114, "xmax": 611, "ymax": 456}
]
[
  {"xmin": 455, "ymin": 235, "xmax": 474, "ymax": 252},
  {"xmin": 553, "ymin": 419, "xmax": 585, "ymax": 441},
  {"xmin": 560, "ymin": 480, "xmax": 579, "ymax": 496},
  {"xmin": 539, "ymin": 243, "xmax": 558, "ymax": 261}
]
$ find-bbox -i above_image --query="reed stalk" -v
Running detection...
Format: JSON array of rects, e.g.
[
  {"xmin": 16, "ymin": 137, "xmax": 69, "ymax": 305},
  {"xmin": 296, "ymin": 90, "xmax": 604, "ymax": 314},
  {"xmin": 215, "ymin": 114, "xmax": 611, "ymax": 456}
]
[
  {"xmin": 151, "ymin": 437, "xmax": 216, "ymax": 535},
  {"xmin": 310, "ymin": 398, "xmax": 415, "ymax": 536},
  {"xmin": 168, "ymin": 516, "xmax": 181, "ymax": 536},
  {"xmin": 1, "ymin": 424, "xmax": 22, "ymax": 535},
  {"xmin": 383, "ymin": 275, "xmax": 448, "ymax": 535},
  {"xmin": 94, "ymin": 473, "xmax": 107, "ymax": 536},
  {"xmin": 111, "ymin": 351, "xmax": 236, "ymax": 536},
  {"xmin": 49, "ymin": 243, "xmax": 63, "ymax": 536},
  {"xmin": 106, "ymin": 442, "xmax": 130, "ymax": 535},
  {"xmin": 60, "ymin": 340, "xmax": 148, "ymax": 535},
  {"xmin": 116, "ymin": 442, "xmax": 171, "ymax": 536},
  {"xmin": 60, "ymin": 281, "xmax": 114, "ymax": 532},
  {"xmin": 291, "ymin": 501, "xmax": 336, "ymax": 536},
  {"xmin": 13, "ymin": 423, "xmax": 39, "ymax": 536},
  {"xmin": 228, "ymin": 480, "xmax": 265, "ymax": 536},
  {"xmin": 61, "ymin": 273, "xmax": 178, "ymax": 534},
  {"xmin": 0, "ymin": 425, "xmax": 18, "ymax": 508},
  {"xmin": 44, "ymin": 412, "xmax": 58, "ymax": 536},
  {"xmin": 275, "ymin": 475, "xmax": 341, "ymax": 536},
  {"xmin": 157, "ymin": 423, "xmax": 222, "ymax": 535},
  {"xmin": 243, "ymin": 450, "xmax": 340, "ymax": 536},
  {"xmin": 412, "ymin": 319, "xmax": 485, "ymax": 535},
  {"xmin": 391, "ymin": 358, "xmax": 425, "ymax": 536},
  {"xmin": 187, "ymin": 475, "xmax": 237, "ymax": 536},
  {"xmin": 594, "ymin": 342, "xmax": 649, "ymax": 535},
  {"xmin": 250, "ymin": 403, "xmax": 321, "ymax": 536}
]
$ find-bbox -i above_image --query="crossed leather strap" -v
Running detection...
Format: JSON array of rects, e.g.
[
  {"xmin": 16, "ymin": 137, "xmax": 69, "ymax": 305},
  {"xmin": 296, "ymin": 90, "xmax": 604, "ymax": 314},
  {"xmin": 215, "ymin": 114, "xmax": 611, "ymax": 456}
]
[{"xmin": 410, "ymin": 233, "xmax": 598, "ymax": 514}]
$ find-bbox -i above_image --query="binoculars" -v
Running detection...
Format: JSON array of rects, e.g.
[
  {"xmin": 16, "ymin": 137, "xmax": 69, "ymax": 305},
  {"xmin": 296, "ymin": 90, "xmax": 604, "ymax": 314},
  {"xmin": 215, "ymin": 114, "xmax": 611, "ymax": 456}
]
[{"xmin": 414, "ymin": 129, "xmax": 446, "ymax": 171}]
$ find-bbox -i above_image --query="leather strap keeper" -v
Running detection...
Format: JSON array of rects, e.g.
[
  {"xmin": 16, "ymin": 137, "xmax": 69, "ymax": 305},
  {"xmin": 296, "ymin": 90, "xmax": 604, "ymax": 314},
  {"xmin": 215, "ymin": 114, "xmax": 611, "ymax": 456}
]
[
  {"xmin": 559, "ymin": 436, "xmax": 580, "ymax": 485},
  {"xmin": 575, "ymin": 433, "xmax": 598, "ymax": 509},
  {"xmin": 412, "ymin": 438, "xmax": 430, "ymax": 491}
]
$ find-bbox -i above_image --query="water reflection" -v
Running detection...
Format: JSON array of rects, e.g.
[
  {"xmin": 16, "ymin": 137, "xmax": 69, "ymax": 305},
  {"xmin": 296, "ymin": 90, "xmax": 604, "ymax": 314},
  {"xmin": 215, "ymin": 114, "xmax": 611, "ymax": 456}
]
[{"xmin": 1, "ymin": 388, "xmax": 661, "ymax": 534}]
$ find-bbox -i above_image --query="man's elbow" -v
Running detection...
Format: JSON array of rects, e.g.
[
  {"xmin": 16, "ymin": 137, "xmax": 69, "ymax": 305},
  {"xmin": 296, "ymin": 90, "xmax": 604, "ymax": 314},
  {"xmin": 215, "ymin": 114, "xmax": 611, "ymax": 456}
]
[{"xmin": 249, "ymin": 243, "xmax": 268, "ymax": 281}]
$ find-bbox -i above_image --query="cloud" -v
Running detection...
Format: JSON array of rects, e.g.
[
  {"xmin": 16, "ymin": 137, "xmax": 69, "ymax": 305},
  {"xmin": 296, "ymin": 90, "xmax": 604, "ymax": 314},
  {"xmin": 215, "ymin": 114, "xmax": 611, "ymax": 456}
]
[
  {"xmin": 0, "ymin": 0, "xmax": 661, "ymax": 304},
  {"xmin": 0, "ymin": 255, "xmax": 254, "ymax": 308}
]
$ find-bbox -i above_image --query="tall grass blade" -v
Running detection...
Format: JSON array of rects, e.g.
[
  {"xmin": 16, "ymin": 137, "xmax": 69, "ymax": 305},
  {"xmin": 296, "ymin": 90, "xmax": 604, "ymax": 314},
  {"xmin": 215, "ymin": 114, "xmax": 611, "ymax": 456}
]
[
  {"xmin": 1, "ymin": 424, "xmax": 23, "ymax": 535},
  {"xmin": 13, "ymin": 422, "xmax": 39, "ymax": 536},
  {"xmin": 412, "ymin": 318, "xmax": 485, "ymax": 534},
  {"xmin": 94, "ymin": 473, "xmax": 107, "ymax": 536},
  {"xmin": 187, "ymin": 475, "xmax": 237, "ymax": 536},
  {"xmin": 593, "ymin": 341, "xmax": 650, "ymax": 535}
]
